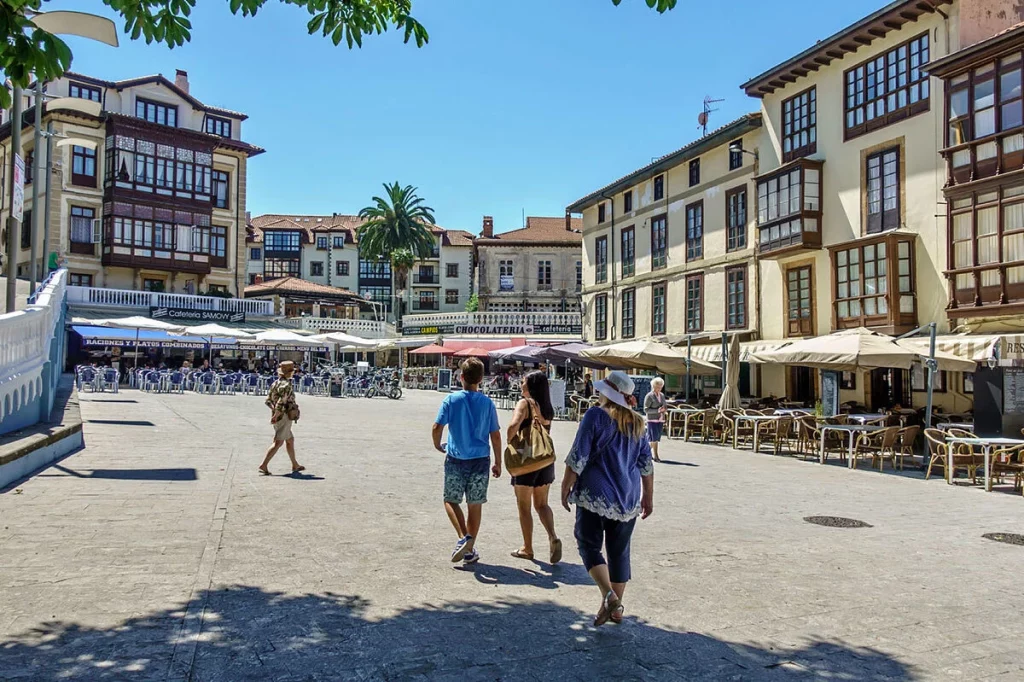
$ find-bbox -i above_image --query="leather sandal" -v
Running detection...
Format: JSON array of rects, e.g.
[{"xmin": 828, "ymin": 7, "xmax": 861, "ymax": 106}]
[{"xmin": 594, "ymin": 590, "xmax": 621, "ymax": 627}]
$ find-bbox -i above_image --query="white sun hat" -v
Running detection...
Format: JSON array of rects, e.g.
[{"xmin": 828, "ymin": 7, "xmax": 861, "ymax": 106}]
[{"xmin": 593, "ymin": 370, "xmax": 636, "ymax": 408}]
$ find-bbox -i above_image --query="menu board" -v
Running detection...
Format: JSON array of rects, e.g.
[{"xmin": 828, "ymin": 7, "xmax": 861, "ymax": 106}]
[
  {"xmin": 437, "ymin": 368, "xmax": 453, "ymax": 393},
  {"xmin": 1004, "ymin": 368, "xmax": 1024, "ymax": 414},
  {"xmin": 820, "ymin": 371, "xmax": 839, "ymax": 417}
]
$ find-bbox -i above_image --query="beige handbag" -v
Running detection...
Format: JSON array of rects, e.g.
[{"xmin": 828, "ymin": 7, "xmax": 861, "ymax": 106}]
[{"xmin": 504, "ymin": 400, "xmax": 556, "ymax": 476}]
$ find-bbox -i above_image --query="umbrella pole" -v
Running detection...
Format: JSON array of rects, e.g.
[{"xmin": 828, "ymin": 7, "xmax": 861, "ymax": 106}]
[
  {"xmin": 686, "ymin": 336, "xmax": 692, "ymax": 403},
  {"xmin": 134, "ymin": 328, "xmax": 140, "ymax": 374},
  {"xmin": 721, "ymin": 332, "xmax": 727, "ymax": 390},
  {"xmin": 924, "ymin": 322, "xmax": 937, "ymax": 430}
]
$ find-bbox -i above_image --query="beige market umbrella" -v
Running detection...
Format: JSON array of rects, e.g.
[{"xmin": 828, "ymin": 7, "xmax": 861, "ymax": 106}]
[
  {"xmin": 752, "ymin": 328, "xmax": 975, "ymax": 372},
  {"xmin": 581, "ymin": 339, "xmax": 720, "ymax": 376},
  {"xmin": 718, "ymin": 334, "xmax": 742, "ymax": 410}
]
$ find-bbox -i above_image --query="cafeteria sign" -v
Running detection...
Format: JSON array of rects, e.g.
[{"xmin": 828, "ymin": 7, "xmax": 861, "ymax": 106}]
[
  {"xmin": 402, "ymin": 322, "xmax": 582, "ymax": 336},
  {"xmin": 150, "ymin": 306, "xmax": 246, "ymax": 323}
]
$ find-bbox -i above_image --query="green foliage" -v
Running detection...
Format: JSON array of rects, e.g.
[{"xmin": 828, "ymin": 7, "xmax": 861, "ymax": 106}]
[
  {"xmin": 357, "ymin": 182, "xmax": 437, "ymax": 265},
  {"xmin": 0, "ymin": 0, "xmax": 675, "ymax": 110},
  {"xmin": 464, "ymin": 293, "xmax": 478, "ymax": 313}
]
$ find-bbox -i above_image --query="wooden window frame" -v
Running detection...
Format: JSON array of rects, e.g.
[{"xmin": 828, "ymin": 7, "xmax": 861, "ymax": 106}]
[
  {"xmin": 205, "ymin": 116, "xmax": 232, "ymax": 138},
  {"xmin": 594, "ymin": 294, "xmax": 608, "ymax": 340},
  {"xmin": 844, "ymin": 32, "xmax": 930, "ymax": 141},
  {"xmin": 726, "ymin": 186, "xmax": 747, "ymax": 252},
  {"xmin": 651, "ymin": 214, "xmax": 668, "ymax": 270},
  {"xmin": 445, "ymin": 289, "xmax": 460, "ymax": 304},
  {"xmin": 446, "ymin": 263, "xmax": 459, "ymax": 278},
  {"xmin": 537, "ymin": 260, "xmax": 553, "ymax": 290},
  {"xmin": 726, "ymin": 265, "xmax": 747, "ymax": 330},
  {"xmin": 621, "ymin": 287, "xmax": 636, "ymax": 339},
  {"xmin": 755, "ymin": 159, "xmax": 824, "ymax": 254},
  {"xmin": 69, "ymin": 273, "xmax": 94, "ymax": 287},
  {"xmin": 782, "ymin": 86, "xmax": 817, "ymax": 162},
  {"xmin": 653, "ymin": 174, "xmax": 665, "ymax": 201},
  {"xmin": 685, "ymin": 273, "xmax": 704, "ymax": 333},
  {"xmin": 212, "ymin": 170, "xmax": 230, "ymax": 209},
  {"xmin": 651, "ymin": 282, "xmax": 667, "ymax": 336},
  {"xmin": 598, "ymin": 202, "xmax": 607, "ymax": 224},
  {"xmin": 135, "ymin": 97, "xmax": 178, "ymax": 127},
  {"xmin": 336, "ymin": 260, "xmax": 350, "ymax": 276},
  {"xmin": 71, "ymin": 145, "xmax": 97, "ymax": 187},
  {"xmin": 623, "ymin": 190, "xmax": 633, "ymax": 213},
  {"xmin": 621, "ymin": 225, "xmax": 635, "ymax": 278},
  {"xmin": 595, "ymin": 236, "xmax": 608, "ymax": 284},
  {"xmin": 689, "ymin": 158, "xmax": 700, "ymax": 187},
  {"xmin": 69, "ymin": 81, "xmax": 101, "ymax": 102},
  {"xmin": 865, "ymin": 147, "xmax": 901, "ymax": 234},
  {"xmin": 786, "ymin": 264, "xmax": 814, "ymax": 337},
  {"xmin": 685, "ymin": 200, "xmax": 704, "ymax": 262}
]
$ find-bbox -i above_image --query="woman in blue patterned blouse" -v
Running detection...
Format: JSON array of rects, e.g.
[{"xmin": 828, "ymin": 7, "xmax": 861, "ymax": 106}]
[{"xmin": 561, "ymin": 370, "xmax": 655, "ymax": 626}]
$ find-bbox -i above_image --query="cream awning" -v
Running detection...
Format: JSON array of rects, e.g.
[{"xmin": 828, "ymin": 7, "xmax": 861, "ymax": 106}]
[
  {"xmin": 684, "ymin": 339, "xmax": 792, "ymax": 364},
  {"xmin": 581, "ymin": 339, "xmax": 721, "ymax": 376}
]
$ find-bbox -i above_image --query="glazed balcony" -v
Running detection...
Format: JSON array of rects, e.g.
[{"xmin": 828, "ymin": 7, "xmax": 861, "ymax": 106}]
[{"xmin": 755, "ymin": 158, "xmax": 824, "ymax": 258}]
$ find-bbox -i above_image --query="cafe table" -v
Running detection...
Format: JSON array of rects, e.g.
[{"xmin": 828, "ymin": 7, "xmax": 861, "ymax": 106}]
[
  {"xmin": 944, "ymin": 436, "xmax": 1024, "ymax": 492},
  {"xmin": 844, "ymin": 413, "xmax": 888, "ymax": 424},
  {"xmin": 666, "ymin": 407, "xmax": 703, "ymax": 441},
  {"xmin": 818, "ymin": 424, "xmax": 885, "ymax": 468},
  {"xmin": 732, "ymin": 414, "xmax": 781, "ymax": 453},
  {"xmin": 936, "ymin": 422, "xmax": 974, "ymax": 432},
  {"xmin": 774, "ymin": 408, "xmax": 811, "ymax": 416}
]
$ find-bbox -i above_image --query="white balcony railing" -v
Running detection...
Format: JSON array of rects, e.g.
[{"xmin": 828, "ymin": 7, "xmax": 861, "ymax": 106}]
[
  {"xmin": 401, "ymin": 311, "xmax": 582, "ymax": 335},
  {"xmin": 66, "ymin": 286, "xmax": 275, "ymax": 317},
  {"xmin": 289, "ymin": 317, "xmax": 395, "ymax": 338}
]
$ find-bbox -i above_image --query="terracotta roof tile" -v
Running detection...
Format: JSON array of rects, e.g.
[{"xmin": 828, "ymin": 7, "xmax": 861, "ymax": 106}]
[
  {"xmin": 244, "ymin": 277, "xmax": 364, "ymax": 301},
  {"xmin": 476, "ymin": 216, "xmax": 582, "ymax": 246}
]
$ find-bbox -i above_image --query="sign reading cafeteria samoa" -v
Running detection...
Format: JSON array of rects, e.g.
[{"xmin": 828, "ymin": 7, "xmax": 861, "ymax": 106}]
[
  {"xmin": 150, "ymin": 306, "xmax": 246, "ymax": 324},
  {"xmin": 401, "ymin": 323, "xmax": 582, "ymax": 336}
]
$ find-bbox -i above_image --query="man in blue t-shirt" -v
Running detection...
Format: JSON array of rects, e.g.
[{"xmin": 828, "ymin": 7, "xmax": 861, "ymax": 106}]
[{"xmin": 432, "ymin": 356, "xmax": 501, "ymax": 565}]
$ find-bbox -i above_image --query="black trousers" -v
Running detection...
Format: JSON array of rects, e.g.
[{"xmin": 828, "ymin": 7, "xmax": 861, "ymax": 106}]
[{"xmin": 574, "ymin": 506, "xmax": 637, "ymax": 583}]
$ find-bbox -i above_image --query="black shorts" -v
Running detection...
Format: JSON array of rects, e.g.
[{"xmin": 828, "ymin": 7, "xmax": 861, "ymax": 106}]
[{"xmin": 510, "ymin": 462, "xmax": 556, "ymax": 488}]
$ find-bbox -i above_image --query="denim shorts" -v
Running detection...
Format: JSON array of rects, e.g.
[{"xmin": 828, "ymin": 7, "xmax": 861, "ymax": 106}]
[{"xmin": 443, "ymin": 456, "xmax": 490, "ymax": 505}]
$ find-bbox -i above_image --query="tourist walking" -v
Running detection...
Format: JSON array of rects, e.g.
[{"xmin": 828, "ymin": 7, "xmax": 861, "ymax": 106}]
[
  {"xmin": 560, "ymin": 370, "xmax": 654, "ymax": 626},
  {"xmin": 644, "ymin": 377, "xmax": 667, "ymax": 462},
  {"xmin": 259, "ymin": 361, "xmax": 305, "ymax": 475},
  {"xmin": 507, "ymin": 371, "xmax": 562, "ymax": 564},
  {"xmin": 583, "ymin": 373, "xmax": 594, "ymax": 399},
  {"xmin": 432, "ymin": 357, "xmax": 502, "ymax": 565}
]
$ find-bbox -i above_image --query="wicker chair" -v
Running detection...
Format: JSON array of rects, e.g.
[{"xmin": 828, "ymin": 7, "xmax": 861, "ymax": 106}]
[
  {"xmin": 852, "ymin": 426, "xmax": 900, "ymax": 471},
  {"xmin": 924, "ymin": 427, "xmax": 981, "ymax": 483},
  {"xmin": 807, "ymin": 421, "xmax": 848, "ymax": 464},
  {"xmin": 794, "ymin": 415, "xmax": 818, "ymax": 459},
  {"xmin": 991, "ymin": 439, "xmax": 1024, "ymax": 494},
  {"xmin": 757, "ymin": 416, "xmax": 794, "ymax": 456},
  {"xmin": 892, "ymin": 425, "xmax": 921, "ymax": 471},
  {"xmin": 721, "ymin": 410, "xmax": 754, "ymax": 447}
]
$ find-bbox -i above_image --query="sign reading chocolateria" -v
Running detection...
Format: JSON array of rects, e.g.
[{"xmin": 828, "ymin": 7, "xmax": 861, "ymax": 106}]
[{"xmin": 401, "ymin": 323, "xmax": 582, "ymax": 336}]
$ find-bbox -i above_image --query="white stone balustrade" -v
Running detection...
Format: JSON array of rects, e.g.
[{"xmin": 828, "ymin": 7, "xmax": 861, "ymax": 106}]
[
  {"xmin": 0, "ymin": 270, "xmax": 67, "ymax": 433},
  {"xmin": 66, "ymin": 286, "xmax": 274, "ymax": 317},
  {"xmin": 401, "ymin": 311, "xmax": 582, "ymax": 335},
  {"xmin": 290, "ymin": 317, "xmax": 395, "ymax": 338}
]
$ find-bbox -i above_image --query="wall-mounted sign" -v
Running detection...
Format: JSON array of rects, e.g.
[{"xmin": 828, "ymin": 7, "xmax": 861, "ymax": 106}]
[
  {"xmin": 150, "ymin": 306, "xmax": 246, "ymax": 323},
  {"xmin": 401, "ymin": 322, "xmax": 582, "ymax": 337},
  {"xmin": 11, "ymin": 154, "xmax": 24, "ymax": 222},
  {"xmin": 499, "ymin": 275, "xmax": 514, "ymax": 291}
]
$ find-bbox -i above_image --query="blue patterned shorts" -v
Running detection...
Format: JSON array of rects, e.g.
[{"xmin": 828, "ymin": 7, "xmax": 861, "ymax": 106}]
[{"xmin": 444, "ymin": 456, "xmax": 490, "ymax": 505}]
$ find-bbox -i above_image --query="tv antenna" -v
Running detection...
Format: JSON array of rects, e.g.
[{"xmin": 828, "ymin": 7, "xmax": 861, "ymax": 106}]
[{"xmin": 698, "ymin": 96, "xmax": 724, "ymax": 136}]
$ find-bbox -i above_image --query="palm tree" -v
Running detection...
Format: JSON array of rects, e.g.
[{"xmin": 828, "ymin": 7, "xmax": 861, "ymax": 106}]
[{"xmin": 358, "ymin": 182, "xmax": 437, "ymax": 324}]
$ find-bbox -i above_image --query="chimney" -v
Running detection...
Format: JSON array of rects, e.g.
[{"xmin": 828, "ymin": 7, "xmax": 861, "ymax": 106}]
[
  {"xmin": 959, "ymin": 0, "xmax": 1024, "ymax": 48},
  {"xmin": 482, "ymin": 216, "xmax": 494, "ymax": 239},
  {"xmin": 565, "ymin": 210, "xmax": 572, "ymax": 232},
  {"xmin": 174, "ymin": 69, "xmax": 189, "ymax": 94}
]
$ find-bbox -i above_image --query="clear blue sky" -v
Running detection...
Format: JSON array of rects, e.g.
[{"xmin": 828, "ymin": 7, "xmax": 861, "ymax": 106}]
[{"xmin": 56, "ymin": 0, "xmax": 885, "ymax": 234}]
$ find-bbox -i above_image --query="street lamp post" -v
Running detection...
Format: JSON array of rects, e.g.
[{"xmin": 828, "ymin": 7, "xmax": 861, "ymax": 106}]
[
  {"xmin": 29, "ymin": 80, "xmax": 43, "ymax": 291},
  {"xmin": 5, "ymin": 85, "xmax": 24, "ymax": 313}
]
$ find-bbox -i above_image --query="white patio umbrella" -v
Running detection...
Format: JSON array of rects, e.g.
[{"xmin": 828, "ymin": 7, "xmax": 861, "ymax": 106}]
[
  {"xmin": 72, "ymin": 315, "xmax": 187, "ymax": 369},
  {"xmin": 581, "ymin": 339, "xmax": 720, "ymax": 376},
  {"xmin": 308, "ymin": 332, "xmax": 379, "ymax": 348},
  {"xmin": 752, "ymin": 328, "xmax": 975, "ymax": 372},
  {"xmin": 181, "ymin": 323, "xmax": 254, "ymax": 363},
  {"xmin": 253, "ymin": 330, "xmax": 326, "ymax": 347},
  {"xmin": 718, "ymin": 334, "xmax": 742, "ymax": 410}
]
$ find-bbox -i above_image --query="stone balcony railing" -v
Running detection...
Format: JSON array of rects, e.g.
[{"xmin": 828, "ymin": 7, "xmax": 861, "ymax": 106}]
[
  {"xmin": 401, "ymin": 311, "xmax": 582, "ymax": 336},
  {"xmin": 67, "ymin": 286, "xmax": 274, "ymax": 317},
  {"xmin": 282, "ymin": 317, "xmax": 395, "ymax": 338}
]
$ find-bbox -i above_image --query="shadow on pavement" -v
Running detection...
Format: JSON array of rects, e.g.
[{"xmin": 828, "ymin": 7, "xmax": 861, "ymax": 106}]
[
  {"xmin": 84, "ymin": 419, "xmax": 155, "ymax": 427},
  {"xmin": 657, "ymin": 459, "xmax": 699, "ymax": 467},
  {"xmin": 462, "ymin": 560, "xmax": 593, "ymax": 588},
  {"xmin": 285, "ymin": 471, "xmax": 326, "ymax": 480},
  {"xmin": 0, "ymin": 584, "xmax": 918, "ymax": 680},
  {"xmin": 50, "ymin": 465, "xmax": 198, "ymax": 481}
]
